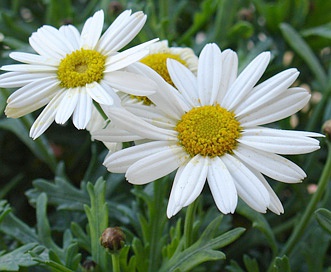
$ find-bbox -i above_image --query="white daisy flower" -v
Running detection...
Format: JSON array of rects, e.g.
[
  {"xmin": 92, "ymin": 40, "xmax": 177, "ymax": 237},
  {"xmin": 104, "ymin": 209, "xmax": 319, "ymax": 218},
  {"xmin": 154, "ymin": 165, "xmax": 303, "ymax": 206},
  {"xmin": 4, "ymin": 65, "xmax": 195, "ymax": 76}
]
[
  {"xmin": 0, "ymin": 9, "xmax": 158, "ymax": 139},
  {"xmin": 95, "ymin": 43, "xmax": 323, "ymax": 218}
]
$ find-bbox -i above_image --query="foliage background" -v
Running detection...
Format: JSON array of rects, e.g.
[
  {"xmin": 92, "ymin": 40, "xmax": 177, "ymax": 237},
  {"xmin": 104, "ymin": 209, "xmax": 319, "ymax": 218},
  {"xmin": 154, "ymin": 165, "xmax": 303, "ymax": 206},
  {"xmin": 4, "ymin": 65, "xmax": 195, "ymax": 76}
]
[{"xmin": 0, "ymin": 0, "xmax": 330, "ymax": 271}]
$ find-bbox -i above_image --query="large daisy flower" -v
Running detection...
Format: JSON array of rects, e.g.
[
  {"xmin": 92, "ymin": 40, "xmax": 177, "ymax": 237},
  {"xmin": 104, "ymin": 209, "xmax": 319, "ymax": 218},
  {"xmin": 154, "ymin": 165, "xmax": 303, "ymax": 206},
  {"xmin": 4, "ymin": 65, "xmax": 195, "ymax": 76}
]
[
  {"xmin": 0, "ymin": 10, "xmax": 158, "ymax": 139},
  {"xmin": 95, "ymin": 43, "xmax": 322, "ymax": 218}
]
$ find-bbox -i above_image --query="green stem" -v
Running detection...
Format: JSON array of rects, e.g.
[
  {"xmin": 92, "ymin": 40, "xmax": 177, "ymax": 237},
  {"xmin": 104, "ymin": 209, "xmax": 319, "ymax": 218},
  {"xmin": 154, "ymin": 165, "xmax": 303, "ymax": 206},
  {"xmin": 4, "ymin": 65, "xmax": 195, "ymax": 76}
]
[
  {"xmin": 184, "ymin": 200, "xmax": 198, "ymax": 249},
  {"xmin": 111, "ymin": 253, "xmax": 120, "ymax": 272},
  {"xmin": 268, "ymin": 141, "xmax": 331, "ymax": 271}
]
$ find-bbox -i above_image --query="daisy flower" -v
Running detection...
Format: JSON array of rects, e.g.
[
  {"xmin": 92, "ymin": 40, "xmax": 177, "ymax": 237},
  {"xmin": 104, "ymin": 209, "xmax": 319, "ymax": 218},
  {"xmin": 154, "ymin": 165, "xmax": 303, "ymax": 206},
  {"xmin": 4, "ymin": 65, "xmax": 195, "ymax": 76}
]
[
  {"xmin": 0, "ymin": 9, "xmax": 158, "ymax": 139},
  {"xmin": 127, "ymin": 40, "xmax": 198, "ymax": 105},
  {"xmin": 95, "ymin": 43, "xmax": 322, "ymax": 218}
]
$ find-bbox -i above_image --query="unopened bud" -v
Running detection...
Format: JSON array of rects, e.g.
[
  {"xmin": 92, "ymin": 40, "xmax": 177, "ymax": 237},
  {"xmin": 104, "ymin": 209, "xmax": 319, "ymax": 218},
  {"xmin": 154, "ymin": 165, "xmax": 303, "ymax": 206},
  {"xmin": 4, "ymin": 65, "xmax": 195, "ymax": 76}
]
[
  {"xmin": 100, "ymin": 227, "xmax": 126, "ymax": 253},
  {"xmin": 82, "ymin": 259, "xmax": 96, "ymax": 272},
  {"xmin": 322, "ymin": 120, "xmax": 331, "ymax": 139}
]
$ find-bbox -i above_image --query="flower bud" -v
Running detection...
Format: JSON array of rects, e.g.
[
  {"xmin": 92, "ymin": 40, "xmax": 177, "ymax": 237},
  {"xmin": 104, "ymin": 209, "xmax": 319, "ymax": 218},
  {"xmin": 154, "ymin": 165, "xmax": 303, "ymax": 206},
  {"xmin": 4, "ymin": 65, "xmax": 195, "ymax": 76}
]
[
  {"xmin": 100, "ymin": 227, "xmax": 126, "ymax": 253},
  {"xmin": 322, "ymin": 120, "xmax": 331, "ymax": 140},
  {"xmin": 82, "ymin": 259, "xmax": 96, "ymax": 272}
]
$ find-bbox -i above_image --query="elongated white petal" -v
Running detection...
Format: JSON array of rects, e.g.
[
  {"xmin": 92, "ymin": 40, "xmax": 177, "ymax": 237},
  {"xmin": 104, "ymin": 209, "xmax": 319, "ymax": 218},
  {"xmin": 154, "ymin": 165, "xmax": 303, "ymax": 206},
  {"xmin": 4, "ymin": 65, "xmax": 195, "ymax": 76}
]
[
  {"xmin": 29, "ymin": 25, "xmax": 73, "ymax": 58},
  {"xmin": 235, "ymin": 68, "xmax": 299, "ymax": 116},
  {"xmin": 1, "ymin": 64, "xmax": 58, "ymax": 72},
  {"xmin": 239, "ymin": 88, "xmax": 310, "ymax": 126},
  {"xmin": 59, "ymin": 25, "xmax": 80, "ymax": 49},
  {"xmin": 217, "ymin": 49, "xmax": 238, "ymax": 103},
  {"xmin": 167, "ymin": 59, "xmax": 199, "ymax": 107},
  {"xmin": 105, "ymin": 39, "xmax": 158, "ymax": 72},
  {"xmin": 222, "ymin": 154, "xmax": 270, "ymax": 213},
  {"xmin": 0, "ymin": 72, "xmax": 50, "ymax": 88},
  {"xmin": 167, "ymin": 155, "xmax": 208, "ymax": 217},
  {"xmin": 97, "ymin": 10, "xmax": 147, "ymax": 53},
  {"xmin": 222, "ymin": 52, "xmax": 270, "ymax": 110},
  {"xmin": 104, "ymin": 70, "xmax": 157, "ymax": 96},
  {"xmin": 30, "ymin": 90, "xmax": 66, "ymax": 139},
  {"xmin": 73, "ymin": 90, "xmax": 92, "ymax": 129},
  {"xmin": 9, "ymin": 52, "xmax": 59, "ymax": 66},
  {"xmin": 80, "ymin": 10, "xmax": 104, "ymax": 49},
  {"xmin": 7, "ymin": 77, "xmax": 58, "ymax": 108},
  {"xmin": 197, "ymin": 43, "xmax": 222, "ymax": 105},
  {"xmin": 55, "ymin": 88, "xmax": 79, "ymax": 124},
  {"xmin": 85, "ymin": 82, "xmax": 114, "ymax": 105},
  {"xmin": 93, "ymin": 126, "xmax": 143, "ymax": 142},
  {"xmin": 126, "ymin": 145, "xmax": 187, "ymax": 184},
  {"xmin": 234, "ymin": 144, "xmax": 306, "ymax": 183},
  {"xmin": 207, "ymin": 156, "xmax": 238, "ymax": 213},
  {"xmin": 104, "ymin": 141, "xmax": 177, "ymax": 172},
  {"xmin": 239, "ymin": 127, "xmax": 321, "ymax": 154}
]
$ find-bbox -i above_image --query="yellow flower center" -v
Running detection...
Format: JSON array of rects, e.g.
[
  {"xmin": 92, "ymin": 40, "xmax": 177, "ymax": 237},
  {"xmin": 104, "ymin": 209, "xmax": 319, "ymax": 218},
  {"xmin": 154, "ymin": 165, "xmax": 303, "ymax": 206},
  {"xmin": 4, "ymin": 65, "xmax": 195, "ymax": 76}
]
[
  {"xmin": 175, "ymin": 105, "xmax": 242, "ymax": 157},
  {"xmin": 131, "ymin": 53, "xmax": 187, "ymax": 105},
  {"xmin": 57, "ymin": 49, "xmax": 106, "ymax": 88}
]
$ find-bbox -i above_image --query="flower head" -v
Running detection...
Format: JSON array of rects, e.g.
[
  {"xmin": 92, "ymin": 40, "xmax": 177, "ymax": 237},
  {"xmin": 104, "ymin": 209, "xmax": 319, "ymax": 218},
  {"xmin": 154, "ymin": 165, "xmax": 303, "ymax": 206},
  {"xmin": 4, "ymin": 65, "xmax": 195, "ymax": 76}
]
[
  {"xmin": 95, "ymin": 43, "xmax": 323, "ymax": 218},
  {"xmin": 0, "ymin": 10, "xmax": 157, "ymax": 139}
]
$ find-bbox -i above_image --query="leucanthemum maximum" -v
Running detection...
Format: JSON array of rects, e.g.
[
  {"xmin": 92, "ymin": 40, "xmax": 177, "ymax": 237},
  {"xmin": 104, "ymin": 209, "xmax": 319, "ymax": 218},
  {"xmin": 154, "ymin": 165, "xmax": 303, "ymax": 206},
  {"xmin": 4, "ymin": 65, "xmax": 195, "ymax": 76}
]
[
  {"xmin": 0, "ymin": 9, "xmax": 158, "ymax": 139},
  {"xmin": 94, "ymin": 43, "xmax": 323, "ymax": 218}
]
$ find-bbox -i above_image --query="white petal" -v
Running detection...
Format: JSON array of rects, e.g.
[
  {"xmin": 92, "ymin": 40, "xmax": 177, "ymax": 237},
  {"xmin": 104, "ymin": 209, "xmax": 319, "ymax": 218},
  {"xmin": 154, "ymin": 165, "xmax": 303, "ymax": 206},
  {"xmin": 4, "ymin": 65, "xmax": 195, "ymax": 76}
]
[
  {"xmin": 239, "ymin": 127, "xmax": 321, "ymax": 154},
  {"xmin": 6, "ymin": 77, "xmax": 59, "ymax": 108},
  {"xmin": 30, "ymin": 90, "xmax": 66, "ymax": 139},
  {"xmin": 93, "ymin": 126, "xmax": 143, "ymax": 142},
  {"xmin": 80, "ymin": 10, "xmax": 104, "ymax": 49},
  {"xmin": 197, "ymin": 43, "xmax": 222, "ymax": 105},
  {"xmin": 29, "ymin": 25, "xmax": 73, "ymax": 58},
  {"xmin": 167, "ymin": 58, "xmax": 199, "ymax": 107},
  {"xmin": 207, "ymin": 156, "xmax": 238, "ymax": 214},
  {"xmin": 126, "ymin": 145, "xmax": 187, "ymax": 184},
  {"xmin": 233, "ymin": 144, "xmax": 306, "ymax": 183},
  {"xmin": 239, "ymin": 87, "xmax": 310, "ymax": 126},
  {"xmin": 104, "ymin": 141, "xmax": 177, "ymax": 172},
  {"xmin": 217, "ymin": 49, "xmax": 238, "ymax": 103},
  {"xmin": 73, "ymin": 91, "xmax": 93, "ymax": 129},
  {"xmin": 55, "ymin": 88, "xmax": 79, "ymax": 124},
  {"xmin": 104, "ymin": 39, "xmax": 158, "ymax": 72},
  {"xmin": 1, "ymin": 64, "xmax": 57, "ymax": 72},
  {"xmin": 167, "ymin": 155, "xmax": 208, "ymax": 217},
  {"xmin": 97, "ymin": 10, "xmax": 147, "ymax": 53},
  {"xmin": 104, "ymin": 70, "xmax": 157, "ymax": 96},
  {"xmin": 0, "ymin": 72, "xmax": 50, "ymax": 88},
  {"xmin": 222, "ymin": 52, "xmax": 270, "ymax": 110},
  {"xmin": 85, "ymin": 82, "xmax": 114, "ymax": 105},
  {"xmin": 102, "ymin": 105, "xmax": 177, "ymax": 140},
  {"xmin": 235, "ymin": 68, "xmax": 299, "ymax": 117},
  {"xmin": 222, "ymin": 154, "xmax": 270, "ymax": 213},
  {"xmin": 59, "ymin": 25, "xmax": 81, "ymax": 49},
  {"xmin": 9, "ymin": 52, "xmax": 59, "ymax": 66}
]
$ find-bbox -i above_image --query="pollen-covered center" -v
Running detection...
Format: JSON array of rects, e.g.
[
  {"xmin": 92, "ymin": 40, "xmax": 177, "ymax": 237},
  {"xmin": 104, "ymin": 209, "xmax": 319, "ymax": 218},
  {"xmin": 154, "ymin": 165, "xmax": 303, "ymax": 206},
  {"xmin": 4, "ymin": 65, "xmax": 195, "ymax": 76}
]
[
  {"xmin": 57, "ymin": 49, "xmax": 106, "ymax": 88},
  {"xmin": 131, "ymin": 53, "xmax": 187, "ymax": 105},
  {"xmin": 175, "ymin": 105, "xmax": 242, "ymax": 157}
]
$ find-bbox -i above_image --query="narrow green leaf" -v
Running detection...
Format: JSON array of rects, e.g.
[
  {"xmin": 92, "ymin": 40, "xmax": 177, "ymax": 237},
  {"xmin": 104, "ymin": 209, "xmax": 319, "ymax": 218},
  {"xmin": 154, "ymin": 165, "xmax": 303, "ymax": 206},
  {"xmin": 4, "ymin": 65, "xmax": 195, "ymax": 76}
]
[
  {"xmin": 243, "ymin": 255, "xmax": 260, "ymax": 272},
  {"xmin": 280, "ymin": 23, "xmax": 327, "ymax": 87},
  {"xmin": 301, "ymin": 22, "xmax": 331, "ymax": 39},
  {"xmin": 315, "ymin": 208, "xmax": 331, "ymax": 235},
  {"xmin": 84, "ymin": 178, "xmax": 110, "ymax": 271},
  {"xmin": 0, "ymin": 200, "xmax": 11, "ymax": 224},
  {"xmin": 0, "ymin": 243, "xmax": 39, "ymax": 271}
]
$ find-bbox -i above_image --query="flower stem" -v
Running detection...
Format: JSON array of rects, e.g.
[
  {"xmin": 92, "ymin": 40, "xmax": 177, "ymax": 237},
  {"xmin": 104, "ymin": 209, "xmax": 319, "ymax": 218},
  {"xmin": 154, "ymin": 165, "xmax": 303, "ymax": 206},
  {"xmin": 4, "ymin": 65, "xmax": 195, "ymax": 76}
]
[
  {"xmin": 111, "ymin": 253, "xmax": 120, "ymax": 272},
  {"xmin": 268, "ymin": 141, "xmax": 331, "ymax": 270},
  {"xmin": 184, "ymin": 200, "xmax": 198, "ymax": 249}
]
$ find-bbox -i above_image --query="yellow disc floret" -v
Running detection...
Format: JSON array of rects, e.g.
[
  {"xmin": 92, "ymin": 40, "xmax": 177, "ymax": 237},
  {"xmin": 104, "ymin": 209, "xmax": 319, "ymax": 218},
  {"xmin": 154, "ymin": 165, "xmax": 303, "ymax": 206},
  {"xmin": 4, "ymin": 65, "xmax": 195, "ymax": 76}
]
[
  {"xmin": 175, "ymin": 105, "xmax": 242, "ymax": 157},
  {"xmin": 57, "ymin": 49, "xmax": 106, "ymax": 88}
]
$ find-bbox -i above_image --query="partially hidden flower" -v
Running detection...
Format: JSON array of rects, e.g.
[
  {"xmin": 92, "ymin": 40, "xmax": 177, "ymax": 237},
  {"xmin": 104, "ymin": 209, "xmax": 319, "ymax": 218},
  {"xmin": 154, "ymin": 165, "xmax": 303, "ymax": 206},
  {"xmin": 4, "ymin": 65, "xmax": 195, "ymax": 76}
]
[
  {"xmin": 94, "ymin": 43, "xmax": 323, "ymax": 218},
  {"xmin": 0, "ymin": 9, "xmax": 158, "ymax": 139}
]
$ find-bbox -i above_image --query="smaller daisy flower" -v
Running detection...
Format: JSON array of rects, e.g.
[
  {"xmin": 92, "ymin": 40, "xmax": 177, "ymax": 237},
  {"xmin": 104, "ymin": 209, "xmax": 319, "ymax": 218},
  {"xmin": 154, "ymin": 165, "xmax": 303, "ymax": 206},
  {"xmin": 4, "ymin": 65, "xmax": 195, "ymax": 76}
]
[
  {"xmin": 128, "ymin": 40, "xmax": 198, "ymax": 105},
  {"xmin": 94, "ymin": 43, "xmax": 323, "ymax": 218},
  {"xmin": 0, "ymin": 10, "xmax": 158, "ymax": 139}
]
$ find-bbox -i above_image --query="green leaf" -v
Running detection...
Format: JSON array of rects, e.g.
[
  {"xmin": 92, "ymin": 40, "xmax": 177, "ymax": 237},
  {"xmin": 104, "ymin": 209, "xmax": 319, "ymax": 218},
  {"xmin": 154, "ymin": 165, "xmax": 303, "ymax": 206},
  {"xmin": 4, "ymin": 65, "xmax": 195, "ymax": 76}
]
[
  {"xmin": 243, "ymin": 255, "xmax": 260, "ymax": 272},
  {"xmin": 315, "ymin": 208, "xmax": 331, "ymax": 234},
  {"xmin": 301, "ymin": 22, "xmax": 331, "ymax": 39},
  {"xmin": 84, "ymin": 178, "xmax": 110, "ymax": 271},
  {"xmin": 271, "ymin": 255, "xmax": 291, "ymax": 272},
  {"xmin": 160, "ymin": 216, "xmax": 245, "ymax": 272},
  {"xmin": 280, "ymin": 23, "xmax": 327, "ymax": 88},
  {"xmin": 0, "ymin": 243, "xmax": 39, "ymax": 271},
  {"xmin": 0, "ymin": 200, "xmax": 11, "ymax": 224}
]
